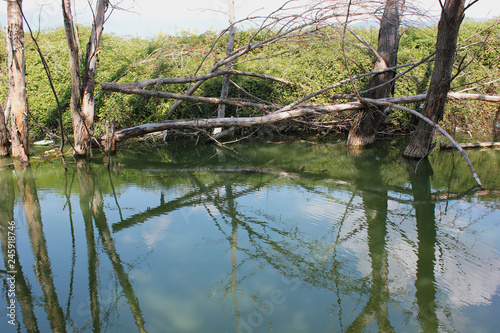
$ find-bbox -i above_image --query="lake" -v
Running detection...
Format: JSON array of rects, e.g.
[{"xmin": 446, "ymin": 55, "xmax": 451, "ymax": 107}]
[{"xmin": 1, "ymin": 139, "xmax": 499, "ymax": 332}]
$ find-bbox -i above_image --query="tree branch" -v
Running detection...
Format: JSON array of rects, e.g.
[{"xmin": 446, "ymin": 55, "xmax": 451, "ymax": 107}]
[
  {"xmin": 362, "ymin": 97, "xmax": 483, "ymax": 187},
  {"xmin": 102, "ymin": 69, "xmax": 292, "ymax": 89}
]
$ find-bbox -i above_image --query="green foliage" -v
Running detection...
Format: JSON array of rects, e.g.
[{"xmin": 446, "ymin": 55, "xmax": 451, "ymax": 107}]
[{"xmin": 1, "ymin": 19, "xmax": 499, "ymax": 140}]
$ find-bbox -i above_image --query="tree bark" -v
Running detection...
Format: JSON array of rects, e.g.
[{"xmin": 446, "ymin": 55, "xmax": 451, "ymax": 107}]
[
  {"xmin": 6, "ymin": 0, "xmax": 29, "ymax": 163},
  {"xmin": 404, "ymin": 0, "xmax": 466, "ymax": 158},
  {"xmin": 0, "ymin": 103, "xmax": 9, "ymax": 156},
  {"xmin": 61, "ymin": 0, "xmax": 82, "ymax": 151},
  {"xmin": 63, "ymin": 0, "xmax": 109, "ymax": 156},
  {"xmin": 347, "ymin": 0, "xmax": 402, "ymax": 147}
]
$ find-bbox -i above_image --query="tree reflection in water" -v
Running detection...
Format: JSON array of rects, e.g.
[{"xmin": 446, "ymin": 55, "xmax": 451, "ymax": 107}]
[
  {"xmin": 0, "ymin": 141, "xmax": 499, "ymax": 332},
  {"xmin": 0, "ymin": 166, "xmax": 39, "ymax": 332},
  {"xmin": 406, "ymin": 159, "xmax": 438, "ymax": 332},
  {"xmin": 77, "ymin": 160, "xmax": 146, "ymax": 333},
  {"xmin": 16, "ymin": 162, "xmax": 66, "ymax": 332}
]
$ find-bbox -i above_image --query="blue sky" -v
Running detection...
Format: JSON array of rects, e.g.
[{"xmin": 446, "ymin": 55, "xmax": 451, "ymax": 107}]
[{"xmin": 0, "ymin": 0, "xmax": 499, "ymax": 37}]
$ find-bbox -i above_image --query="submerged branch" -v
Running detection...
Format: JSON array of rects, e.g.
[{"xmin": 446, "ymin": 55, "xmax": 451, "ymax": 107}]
[{"xmin": 362, "ymin": 97, "xmax": 483, "ymax": 187}]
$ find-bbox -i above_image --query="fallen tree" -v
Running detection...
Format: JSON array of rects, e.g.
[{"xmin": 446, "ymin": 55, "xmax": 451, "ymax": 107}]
[
  {"xmin": 95, "ymin": 2, "xmax": 500, "ymax": 189},
  {"xmin": 99, "ymin": 91, "xmax": 499, "ymax": 155},
  {"xmin": 100, "ymin": 71, "xmax": 499, "ymax": 188}
]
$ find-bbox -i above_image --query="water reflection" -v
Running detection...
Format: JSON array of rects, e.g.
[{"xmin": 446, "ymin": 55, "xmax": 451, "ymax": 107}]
[
  {"xmin": 347, "ymin": 148, "xmax": 392, "ymax": 332},
  {"xmin": 1, "ymin": 166, "xmax": 40, "ymax": 332},
  {"xmin": 406, "ymin": 159, "xmax": 438, "ymax": 332},
  {"xmin": 76, "ymin": 160, "xmax": 146, "ymax": 333},
  {"xmin": 77, "ymin": 160, "xmax": 102, "ymax": 332},
  {"xmin": 0, "ymin": 141, "xmax": 499, "ymax": 332}
]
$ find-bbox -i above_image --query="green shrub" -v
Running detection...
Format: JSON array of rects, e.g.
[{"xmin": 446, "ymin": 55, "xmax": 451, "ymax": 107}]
[{"xmin": 0, "ymin": 20, "xmax": 498, "ymax": 140}]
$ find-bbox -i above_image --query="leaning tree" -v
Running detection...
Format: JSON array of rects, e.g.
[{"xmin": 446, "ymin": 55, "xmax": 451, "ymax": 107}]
[{"xmin": 347, "ymin": 0, "xmax": 405, "ymax": 147}]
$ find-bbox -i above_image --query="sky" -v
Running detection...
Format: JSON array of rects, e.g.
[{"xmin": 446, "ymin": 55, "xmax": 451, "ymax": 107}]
[{"xmin": 0, "ymin": 0, "xmax": 499, "ymax": 37}]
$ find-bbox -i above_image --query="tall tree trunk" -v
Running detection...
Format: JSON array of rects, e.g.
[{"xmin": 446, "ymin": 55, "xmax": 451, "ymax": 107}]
[
  {"xmin": 0, "ymin": 103, "xmax": 9, "ymax": 156},
  {"xmin": 6, "ymin": 0, "xmax": 29, "ymax": 163},
  {"xmin": 213, "ymin": 0, "xmax": 236, "ymax": 135},
  {"xmin": 347, "ymin": 0, "xmax": 402, "ymax": 147},
  {"xmin": 61, "ymin": 0, "xmax": 82, "ymax": 151},
  {"xmin": 63, "ymin": 0, "xmax": 109, "ymax": 156},
  {"xmin": 404, "ymin": 0, "xmax": 466, "ymax": 158}
]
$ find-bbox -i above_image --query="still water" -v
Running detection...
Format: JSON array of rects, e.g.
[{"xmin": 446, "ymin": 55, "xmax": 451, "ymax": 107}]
[{"xmin": 1, "ymin": 139, "xmax": 499, "ymax": 333}]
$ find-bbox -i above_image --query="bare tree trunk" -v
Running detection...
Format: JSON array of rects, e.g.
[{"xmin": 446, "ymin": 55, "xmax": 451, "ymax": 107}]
[
  {"xmin": 61, "ymin": 0, "xmax": 82, "ymax": 150},
  {"xmin": 0, "ymin": 103, "xmax": 9, "ymax": 156},
  {"xmin": 6, "ymin": 0, "xmax": 29, "ymax": 163},
  {"xmin": 347, "ymin": 0, "xmax": 402, "ymax": 147},
  {"xmin": 404, "ymin": 0, "xmax": 466, "ymax": 158},
  {"xmin": 63, "ymin": 0, "xmax": 109, "ymax": 156},
  {"xmin": 214, "ymin": 0, "xmax": 236, "ymax": 135}
]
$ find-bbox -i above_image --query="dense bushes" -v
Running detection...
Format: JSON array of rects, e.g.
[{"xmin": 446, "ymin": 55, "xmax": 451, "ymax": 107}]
[{"xmin": 0, "ymin": 19, "xmax": 499, "ymax": 141}]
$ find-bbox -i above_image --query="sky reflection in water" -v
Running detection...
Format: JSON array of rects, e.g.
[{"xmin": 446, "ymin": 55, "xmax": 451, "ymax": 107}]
[{"xmin": 0, "ymin": 141, "xmax": 499, "ymax": 332}]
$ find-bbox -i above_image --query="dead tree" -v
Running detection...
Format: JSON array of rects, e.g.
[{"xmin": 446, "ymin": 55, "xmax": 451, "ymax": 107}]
[
  {"xmin": 6, "ymin": 0, "xmax": 29, "ymax": 163},
  {"xmin": 214, "ymin": 0, "xmax": 236, "ymax": 135},
  {"xmin": 404, "ymin": 0, "xmax": 472, "ymax": 158},
  {"xmin": 62, "ymin": 0, "xmax": 110, "ymax": 156},
  {"xmin": 347, "ymin": 0, "xmax": 404, "ymax": 147},
  {"xmin": 165, "ymin": 3, "xmax": 335, "ymax": 118},
  {"xmin": 62, "ymin": 0, "xmax": 81, "ymax": 149}
]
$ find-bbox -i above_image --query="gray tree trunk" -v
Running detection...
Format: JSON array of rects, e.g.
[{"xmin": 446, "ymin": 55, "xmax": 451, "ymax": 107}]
[
  {"xmin": 6, "ymin": 0, "xmax": 29, "ymax": 163},
  {"xmin": 0, "ymin": 103, "xmax": 9, "ymax": 156},
  {"xmin": 214, "ymin": 0, "xmax": 236, "ymax": 135},
  {"xmin": 62, "ymin": 0, "xmax": 82, "ymax": 152},
  {"xmin": 347, "ymin": 0, "xmax": 402, "ymax": 147},
  {"xmin": 404, "ymin": 0, "xmax": 466, "ymax": 158},
  {"xmin": 62, "ymin": 0, "xmax": 109, "ymax": 156}
]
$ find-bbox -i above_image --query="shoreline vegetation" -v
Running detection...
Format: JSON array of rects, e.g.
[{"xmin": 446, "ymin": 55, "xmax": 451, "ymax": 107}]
[{"xmin": 1, "ymin": 19, "xmax": 499, "ymax": 143}]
